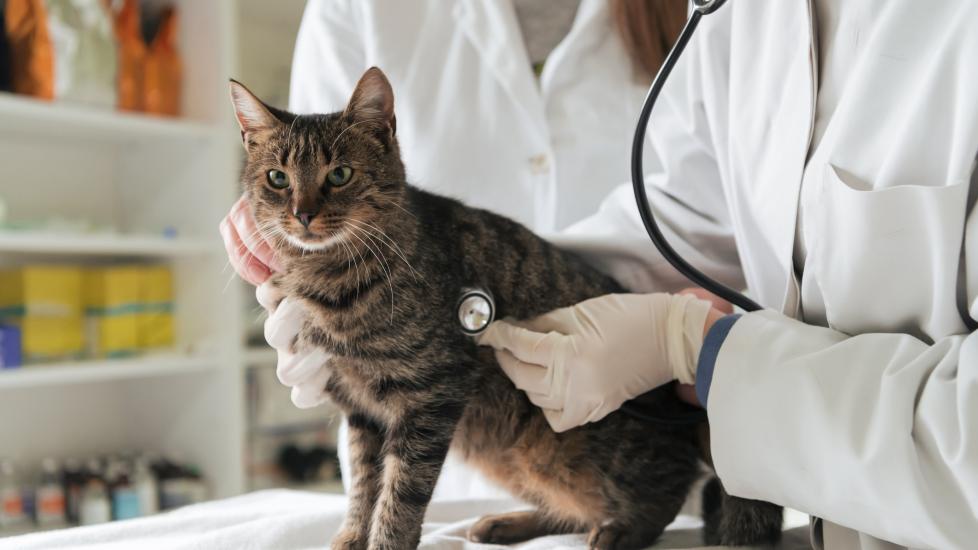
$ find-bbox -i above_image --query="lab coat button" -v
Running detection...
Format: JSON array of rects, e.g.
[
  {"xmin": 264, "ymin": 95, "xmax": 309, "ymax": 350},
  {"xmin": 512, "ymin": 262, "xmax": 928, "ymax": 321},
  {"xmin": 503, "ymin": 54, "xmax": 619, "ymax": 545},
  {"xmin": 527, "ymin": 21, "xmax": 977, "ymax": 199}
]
[{"xmin": 528, "ymin": 154, "xmax": 550, "ymax": 175}]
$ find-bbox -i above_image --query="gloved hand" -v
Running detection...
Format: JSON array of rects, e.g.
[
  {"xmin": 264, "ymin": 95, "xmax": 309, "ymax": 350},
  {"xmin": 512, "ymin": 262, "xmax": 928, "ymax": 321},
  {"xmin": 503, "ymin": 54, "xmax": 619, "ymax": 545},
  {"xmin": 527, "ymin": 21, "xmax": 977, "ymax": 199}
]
[
  {"xmin": 256, "ymin": 282, "xmax": 332, "ymax": 409},
  {"xmin": 477, "ymin": 293, "xmax": 716, "ymax": 432},
  {"xmin": 219, "ymin": 195, "xmax": 331, "ymax": 409},
  {"xmin": 219, "ymin": 196, "xmax": 282, "ymax": 286}
]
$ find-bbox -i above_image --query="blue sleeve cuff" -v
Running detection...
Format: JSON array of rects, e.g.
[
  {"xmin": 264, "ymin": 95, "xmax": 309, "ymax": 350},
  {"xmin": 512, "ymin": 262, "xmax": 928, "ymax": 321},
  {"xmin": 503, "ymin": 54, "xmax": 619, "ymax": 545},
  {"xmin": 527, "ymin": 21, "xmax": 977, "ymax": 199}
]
[{"xmin": 695, "ymin": 314, "xmax": 741, "ymax": 408}]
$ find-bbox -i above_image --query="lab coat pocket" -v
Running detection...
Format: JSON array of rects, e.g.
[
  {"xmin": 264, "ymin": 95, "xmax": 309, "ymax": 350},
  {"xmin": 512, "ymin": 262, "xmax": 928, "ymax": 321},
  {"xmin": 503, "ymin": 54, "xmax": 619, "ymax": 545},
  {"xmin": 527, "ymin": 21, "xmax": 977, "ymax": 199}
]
[{"xmin": 812, "ymin": 164, "xmax": 969, "ymax": 340}]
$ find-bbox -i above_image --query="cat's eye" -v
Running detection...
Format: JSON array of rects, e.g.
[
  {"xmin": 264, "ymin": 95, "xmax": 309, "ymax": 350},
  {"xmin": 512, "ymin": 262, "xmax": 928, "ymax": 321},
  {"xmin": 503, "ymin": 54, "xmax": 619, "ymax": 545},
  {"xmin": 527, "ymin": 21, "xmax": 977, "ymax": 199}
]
[
  {"xmin": 267, "ymin": 169, "xmax": 289, "ymax": 189},
  {"xmin": 327, "ymin": 165, "xmax": 353, "ymax": 187}
]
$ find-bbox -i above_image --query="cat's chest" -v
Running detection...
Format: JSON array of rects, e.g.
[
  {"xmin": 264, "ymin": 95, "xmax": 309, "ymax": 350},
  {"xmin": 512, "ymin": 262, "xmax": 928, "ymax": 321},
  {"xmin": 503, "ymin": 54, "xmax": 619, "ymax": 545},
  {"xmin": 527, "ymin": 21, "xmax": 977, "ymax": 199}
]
[{"xmin": 317, "ymin": 356, "xmax": 420, "ymax": 423}]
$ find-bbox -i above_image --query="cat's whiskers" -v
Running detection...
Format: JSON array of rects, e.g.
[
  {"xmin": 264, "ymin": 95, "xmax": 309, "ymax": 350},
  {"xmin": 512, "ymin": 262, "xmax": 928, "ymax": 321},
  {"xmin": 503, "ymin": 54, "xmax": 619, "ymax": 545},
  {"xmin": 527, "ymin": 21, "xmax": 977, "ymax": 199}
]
[
  {"xmin": 222, "ymin": 270, "xmax": 241, "ymax": 294},
  {"xmin": 222, "ymin": 226, "xmax": 270, "ymax": 288},
  {"xmin": 345, "ymin": 221, "xmax": 395, "ymax": 274},
  {"xmin": 285, "ymin": 114, "xmax": 300, "ymax": 152},
  {"xmin": 354, "ymin": 227, "xmax": 397, "ymax": 291},
  {"xmin": 369, "ymin": 187, "xmax": 418, "ymax": 220},
  {"xmin": 344, "ymin": 229, "xmax": 370, "ymax": 301},
  {"xmin": 338, "ymin": 237, "xmax": 361, "ymax": 291},
  {"xmin": 346, "ymin": 218, "xmax": 422, "ymax": 282},
  {"xmin": 256, "ymin": 221, "xmax": 301, "ymax": 256},
  {"xmin": 329, "ymin": 119, "xmax": 374, "ymax": 152},
  {"xmin": 344, "ymin": 223, "xmax": 396, "ymax": 317},
  {"xmin": 344, "ymin": 222, "xmax": 396, "ymax": 322}
]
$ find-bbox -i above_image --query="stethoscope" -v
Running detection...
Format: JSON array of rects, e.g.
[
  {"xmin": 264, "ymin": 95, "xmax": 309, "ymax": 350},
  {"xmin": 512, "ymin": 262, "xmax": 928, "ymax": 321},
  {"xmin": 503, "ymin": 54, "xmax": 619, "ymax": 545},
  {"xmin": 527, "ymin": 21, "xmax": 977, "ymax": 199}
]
[
  {"xmin": 456, "ymin": 0, "xmax": 739, "ymax": 424},
  {"xmin": 458, "ymin": 0, "xmax": 743, "ymax": 337}
]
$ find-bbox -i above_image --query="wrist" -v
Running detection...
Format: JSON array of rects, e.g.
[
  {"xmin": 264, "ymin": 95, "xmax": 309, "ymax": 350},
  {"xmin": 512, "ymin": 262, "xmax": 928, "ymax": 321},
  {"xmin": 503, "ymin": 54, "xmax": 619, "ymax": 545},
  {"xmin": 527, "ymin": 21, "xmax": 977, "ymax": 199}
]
[{"xmin": 703, "ymin": 307, "xmax": 725, "ymax": 336}]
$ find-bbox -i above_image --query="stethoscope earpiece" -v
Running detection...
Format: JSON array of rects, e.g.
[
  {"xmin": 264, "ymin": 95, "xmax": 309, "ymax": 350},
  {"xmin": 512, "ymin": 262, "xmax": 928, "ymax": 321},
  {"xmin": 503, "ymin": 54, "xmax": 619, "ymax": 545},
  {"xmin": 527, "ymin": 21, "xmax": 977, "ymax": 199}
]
[{"xmin": 691, "ymin": 0, "xmax": 728, "ymax": 15}]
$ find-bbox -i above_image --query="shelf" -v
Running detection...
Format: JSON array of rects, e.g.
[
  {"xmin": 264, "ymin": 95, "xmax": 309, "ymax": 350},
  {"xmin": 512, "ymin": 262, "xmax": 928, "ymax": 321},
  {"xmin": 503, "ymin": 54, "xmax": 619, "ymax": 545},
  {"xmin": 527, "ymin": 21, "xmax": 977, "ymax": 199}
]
[
  {"xmin": 0, "ymin": 232, "xmax": 218, "ymax": 257},
  {"xmin": 245, "ymin": 346, "xmax": 277, "ymax": 366},
  {"xmin": 0, "ymin": 92, "xmax": 220, "ymax": 144},
  {"xmin": 250, "ymin": 419, "xmax": 336, "ymax": 436},
  {"xmin": 0, "ymin": 355, "xmax": 220, "ymax": 389}
]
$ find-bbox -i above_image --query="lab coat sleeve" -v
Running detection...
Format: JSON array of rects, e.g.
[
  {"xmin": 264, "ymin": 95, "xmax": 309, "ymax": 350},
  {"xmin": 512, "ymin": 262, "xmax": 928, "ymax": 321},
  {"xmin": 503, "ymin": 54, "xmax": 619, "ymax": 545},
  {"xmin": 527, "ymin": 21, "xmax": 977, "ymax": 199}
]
[
  {"xmin": 706, "ymin": 309, "xmax": 978, "ymax": 548},
  {"xmin": 288, "ymin": 0, "xmax": 366, "ymax": 114},
  {"xmin": 548, "ymin": 10, "xmax": 743, "ymax": 294}
]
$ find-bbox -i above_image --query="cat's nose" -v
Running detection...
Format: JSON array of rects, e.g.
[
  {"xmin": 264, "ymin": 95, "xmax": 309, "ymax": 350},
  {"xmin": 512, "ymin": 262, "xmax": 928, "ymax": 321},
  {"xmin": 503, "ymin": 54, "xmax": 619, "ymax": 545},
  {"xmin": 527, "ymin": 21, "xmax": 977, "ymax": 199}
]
[{"xmin": 294, "ymin": 209, "xmax": 317, "ymax": 228}]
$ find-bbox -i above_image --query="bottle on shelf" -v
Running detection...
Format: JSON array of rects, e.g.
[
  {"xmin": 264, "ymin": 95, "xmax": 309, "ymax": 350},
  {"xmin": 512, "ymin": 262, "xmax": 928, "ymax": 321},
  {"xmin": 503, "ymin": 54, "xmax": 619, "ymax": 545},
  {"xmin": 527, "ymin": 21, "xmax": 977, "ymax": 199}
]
[
  {"xmin": 0, "ymin": 458, "xmax": 26, "ymax": 530},
  {"xmin": 62, "ymin": 458, "xmax": 84, "ymax": 525},
  {"xmin": 78, "ymin": 478, "xmax": 110, "ymax": 526},
  {"xmin": 156, "ymin": 458, "xmax": 206, "ymax": 510},
  {"xmin": 106, "ymin": 459, "xmax": 139, "ymax": 521},
  {"xmin": 34, "ymin": 458, "xmax": 66, "ymax": 528},
  {"xmin": 132, "ymin": 456, "xmax": 158, "ymax": 516}
]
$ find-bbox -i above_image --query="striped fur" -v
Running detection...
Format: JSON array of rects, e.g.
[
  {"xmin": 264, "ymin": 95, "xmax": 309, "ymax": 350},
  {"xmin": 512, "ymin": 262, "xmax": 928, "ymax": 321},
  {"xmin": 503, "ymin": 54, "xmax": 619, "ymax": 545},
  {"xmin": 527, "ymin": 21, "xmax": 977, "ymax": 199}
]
[{"xmin": 230, "ymin": 69, "xmax": 781, "ymax": 549}]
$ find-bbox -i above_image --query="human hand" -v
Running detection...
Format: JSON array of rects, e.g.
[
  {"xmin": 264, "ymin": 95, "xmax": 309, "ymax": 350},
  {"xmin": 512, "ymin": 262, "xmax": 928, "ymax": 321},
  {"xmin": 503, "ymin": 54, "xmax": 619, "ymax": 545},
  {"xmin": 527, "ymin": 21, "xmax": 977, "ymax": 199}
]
[
  {"xmin": 477, "ymin": 293, "xmax": 716, "ymax": 432},
  {"xmin": 219, "ymin": 196, "xmax": 282, "ymax": 286},
  {"xmin": 256, "ymin": 282, "xmax": 331, "ymax": 408}
]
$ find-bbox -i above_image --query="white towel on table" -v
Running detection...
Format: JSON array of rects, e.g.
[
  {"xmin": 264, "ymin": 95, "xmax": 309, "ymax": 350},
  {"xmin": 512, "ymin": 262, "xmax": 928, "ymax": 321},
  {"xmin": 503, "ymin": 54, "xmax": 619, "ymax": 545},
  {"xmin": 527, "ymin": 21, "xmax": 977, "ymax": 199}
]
[{"xmin": 0, "ymin": 490, "xmax": 812, "ymax": 550}]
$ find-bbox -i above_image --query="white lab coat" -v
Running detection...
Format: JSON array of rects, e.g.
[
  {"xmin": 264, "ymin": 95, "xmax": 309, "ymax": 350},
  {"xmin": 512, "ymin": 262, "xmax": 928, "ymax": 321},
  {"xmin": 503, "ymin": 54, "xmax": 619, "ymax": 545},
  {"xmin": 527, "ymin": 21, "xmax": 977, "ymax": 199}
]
[
  {"xmin": 560, "ymin": 2, "xmax": 978, "ymax": 548},
  {"xmin": 289, "ymin": 0, "xmax": 655, "ymax": 502},
  {"xmin": 289, "ymin": 0, "xmax": 652, "ymax": 234}
]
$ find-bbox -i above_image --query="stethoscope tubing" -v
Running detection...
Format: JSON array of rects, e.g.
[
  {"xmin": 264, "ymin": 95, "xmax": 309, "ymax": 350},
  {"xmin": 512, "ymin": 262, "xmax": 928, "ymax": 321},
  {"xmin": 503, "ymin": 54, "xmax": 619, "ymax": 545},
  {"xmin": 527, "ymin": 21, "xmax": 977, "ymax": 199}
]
[{"xmin": 630, "ymin": 6, "xmax": 763, "ymax": 314}]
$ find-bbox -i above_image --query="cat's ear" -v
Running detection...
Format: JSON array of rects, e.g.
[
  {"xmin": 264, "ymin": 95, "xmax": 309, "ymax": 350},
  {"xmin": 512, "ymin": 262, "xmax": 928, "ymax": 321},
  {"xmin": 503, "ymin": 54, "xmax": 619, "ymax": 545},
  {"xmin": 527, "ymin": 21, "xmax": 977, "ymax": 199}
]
[
  {"xmin": 344, "ymin": 67, "xmax": 396, "ymax": 136},
  {"xmin": 229, "ymin": 80, "xmax": 280, "ymax": 146}
]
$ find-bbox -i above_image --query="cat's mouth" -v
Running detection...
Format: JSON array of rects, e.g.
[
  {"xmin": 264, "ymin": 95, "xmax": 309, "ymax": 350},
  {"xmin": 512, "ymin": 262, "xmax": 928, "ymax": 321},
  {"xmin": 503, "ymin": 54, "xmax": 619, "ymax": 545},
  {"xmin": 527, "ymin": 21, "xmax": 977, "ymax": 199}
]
[{"xmin": 282, "ymin": 226, "xmax": 349, "ymax": 252}]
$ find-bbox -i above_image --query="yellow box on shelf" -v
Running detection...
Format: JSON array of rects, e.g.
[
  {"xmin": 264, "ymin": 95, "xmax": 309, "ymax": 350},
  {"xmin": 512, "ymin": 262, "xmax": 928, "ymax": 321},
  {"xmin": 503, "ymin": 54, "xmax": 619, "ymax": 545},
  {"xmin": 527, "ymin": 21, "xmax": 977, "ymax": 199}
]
[
  {"xmin": 0, "ymin": 266, "xmax": 85, "ymax": 361},
  {"xmin": 137, "ymin": 266, "xmax": 174, "ymax": 349},
  {"xmin": 85, "ymin": 267, "xmax": 141, "ymax": 358},
  {"xmin": 84, "ymin": 265, "xmax": 175, "ymax": 357}
]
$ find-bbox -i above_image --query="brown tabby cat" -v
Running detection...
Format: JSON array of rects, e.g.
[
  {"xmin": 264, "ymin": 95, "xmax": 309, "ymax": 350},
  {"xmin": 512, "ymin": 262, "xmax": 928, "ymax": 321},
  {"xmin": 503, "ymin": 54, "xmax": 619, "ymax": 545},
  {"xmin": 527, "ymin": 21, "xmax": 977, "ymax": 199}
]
[{"xmin": 229, "ymin": 67, "xmax": 782, "ymax": 549}]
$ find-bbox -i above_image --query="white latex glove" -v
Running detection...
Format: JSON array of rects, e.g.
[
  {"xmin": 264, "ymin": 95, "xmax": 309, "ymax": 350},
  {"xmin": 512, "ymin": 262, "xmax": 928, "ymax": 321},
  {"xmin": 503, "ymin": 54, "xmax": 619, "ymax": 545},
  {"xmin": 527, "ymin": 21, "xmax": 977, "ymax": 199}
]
[
  {"xmin": 256, "ymin": 282, "xmax": 332, "ymax": 409},
  {"xmin": 477, "ymin": 293, "xmax": 713, "ymax": 432}
]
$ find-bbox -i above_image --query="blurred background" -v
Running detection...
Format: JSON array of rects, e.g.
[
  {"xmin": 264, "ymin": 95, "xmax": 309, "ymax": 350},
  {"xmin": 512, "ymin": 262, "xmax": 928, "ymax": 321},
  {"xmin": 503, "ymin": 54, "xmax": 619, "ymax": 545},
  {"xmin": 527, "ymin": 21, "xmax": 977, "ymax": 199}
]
[{"xmin": 0, "ymin": 0, "xmax": 343, "ymax": 535}]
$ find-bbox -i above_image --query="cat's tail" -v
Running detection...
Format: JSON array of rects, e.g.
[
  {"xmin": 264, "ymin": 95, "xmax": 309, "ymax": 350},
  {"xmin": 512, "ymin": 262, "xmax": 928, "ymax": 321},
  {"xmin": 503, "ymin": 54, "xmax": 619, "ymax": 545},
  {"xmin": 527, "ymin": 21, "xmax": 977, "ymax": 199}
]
[{"xmin": 701, "ymin": 475, "xmax": 783, "ymax": 546}]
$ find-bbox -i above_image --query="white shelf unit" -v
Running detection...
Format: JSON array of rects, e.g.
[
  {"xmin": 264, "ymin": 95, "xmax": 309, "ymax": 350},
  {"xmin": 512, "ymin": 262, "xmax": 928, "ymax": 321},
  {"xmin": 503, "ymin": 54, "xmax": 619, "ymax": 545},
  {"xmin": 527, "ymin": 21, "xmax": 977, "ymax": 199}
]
[
  {"xmin": 0, "ymin": 0, "xmax": 245, "ymax": 502},
  {"xmin": 0, "ymin": 355, "xmax": 220, "ymax": 390},
  {"xmin": 0, "ymin": 232, "xmax": 216, "ymax": 256},
  {"xmin": 0, "ymin": 92, "xmax": 219, "ymax": 143}
]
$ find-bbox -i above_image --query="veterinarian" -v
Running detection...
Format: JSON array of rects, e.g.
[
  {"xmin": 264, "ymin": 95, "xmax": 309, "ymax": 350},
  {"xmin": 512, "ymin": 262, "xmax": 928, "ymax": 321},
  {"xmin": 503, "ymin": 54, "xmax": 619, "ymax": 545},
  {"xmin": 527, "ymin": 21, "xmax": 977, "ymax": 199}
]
[
  {"xmin": 223, "ymin": 1, "xmax": 978, "ymax": 548},
  {"xmin": 479, "ymin": 2, "xmax": 978, "ymax": 549}
]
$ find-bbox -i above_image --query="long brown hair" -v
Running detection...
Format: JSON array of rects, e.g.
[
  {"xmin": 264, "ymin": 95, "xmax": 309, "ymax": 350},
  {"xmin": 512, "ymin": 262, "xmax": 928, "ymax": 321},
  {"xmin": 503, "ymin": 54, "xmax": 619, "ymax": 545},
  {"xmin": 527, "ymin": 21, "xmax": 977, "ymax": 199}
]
[{"xmin": 610, "ymin": 0, "xmax": 689, "ymax": 81}]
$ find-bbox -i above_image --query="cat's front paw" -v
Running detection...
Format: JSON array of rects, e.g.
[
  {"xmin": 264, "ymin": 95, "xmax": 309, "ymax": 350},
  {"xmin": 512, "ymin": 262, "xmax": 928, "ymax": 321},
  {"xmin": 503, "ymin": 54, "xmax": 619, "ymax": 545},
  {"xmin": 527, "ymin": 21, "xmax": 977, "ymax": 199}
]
[{"xmin": 330, "ymin": 529, "xmax": 367, "ymax": 550}]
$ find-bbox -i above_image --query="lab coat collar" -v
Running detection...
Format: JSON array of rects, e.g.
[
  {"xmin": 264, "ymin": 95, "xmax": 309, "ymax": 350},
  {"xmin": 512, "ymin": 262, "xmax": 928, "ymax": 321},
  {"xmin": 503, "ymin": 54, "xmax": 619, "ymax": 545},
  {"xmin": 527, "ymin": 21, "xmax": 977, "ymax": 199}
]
[
  {"xmin": 453, "ymin": 0, "xmax": 549, "ymax": 145},
  {"xmin": 536, "ymin": 0, "xmax": 606, "ymax": 95}
]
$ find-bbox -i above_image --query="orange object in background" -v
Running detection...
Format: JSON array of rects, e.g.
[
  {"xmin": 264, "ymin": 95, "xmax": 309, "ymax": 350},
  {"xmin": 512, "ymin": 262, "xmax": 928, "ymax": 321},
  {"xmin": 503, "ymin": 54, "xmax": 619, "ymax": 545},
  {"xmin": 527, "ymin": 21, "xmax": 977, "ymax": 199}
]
[
  {"xmin": 113, "ymin": 0, "xmax": 146, "ymax": 112},
  {"xmin": 143, "ymin": 6, "xmax": 180, "ymax": 117},
  {"xmin": 4, "ymin": 0, "xmax": 54, "ymax": 99}
]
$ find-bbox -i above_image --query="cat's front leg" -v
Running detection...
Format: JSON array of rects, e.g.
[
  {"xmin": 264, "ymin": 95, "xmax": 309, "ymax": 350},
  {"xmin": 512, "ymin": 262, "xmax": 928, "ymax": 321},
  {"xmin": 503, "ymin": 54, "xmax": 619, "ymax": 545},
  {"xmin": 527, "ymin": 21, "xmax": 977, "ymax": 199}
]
[
  {"xmin": 368, "ymin": 401, "xmax": 465, "ymax": 550},
  {"xmin": 332, "ymin": 413, "xmax": 385, "ymax": 550}
]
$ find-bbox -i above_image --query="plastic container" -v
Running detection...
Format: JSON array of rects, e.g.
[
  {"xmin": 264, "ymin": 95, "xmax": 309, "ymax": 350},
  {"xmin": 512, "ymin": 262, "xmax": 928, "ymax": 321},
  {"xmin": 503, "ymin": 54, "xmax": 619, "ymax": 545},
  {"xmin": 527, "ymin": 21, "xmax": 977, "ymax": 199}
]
[{"xmin": 0, "ymin": 324, "xmax": 21, "ymax": 368}]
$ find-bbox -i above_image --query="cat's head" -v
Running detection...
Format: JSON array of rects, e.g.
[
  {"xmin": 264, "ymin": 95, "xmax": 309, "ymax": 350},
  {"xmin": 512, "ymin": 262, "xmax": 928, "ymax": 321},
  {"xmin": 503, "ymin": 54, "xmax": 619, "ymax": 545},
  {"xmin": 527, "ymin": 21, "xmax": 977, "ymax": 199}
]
[{"xmin": 229, "ymin": 67, "xmax": 405, "ymax": 255}]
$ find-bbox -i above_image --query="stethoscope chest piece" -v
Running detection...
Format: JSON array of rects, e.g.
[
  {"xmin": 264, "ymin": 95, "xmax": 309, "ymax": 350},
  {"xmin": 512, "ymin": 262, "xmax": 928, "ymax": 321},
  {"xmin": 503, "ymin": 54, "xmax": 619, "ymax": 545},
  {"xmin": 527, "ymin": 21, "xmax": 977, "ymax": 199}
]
[{"xmin": 457, "ymin": 288, "xmax": 495, "ymax": 336}]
